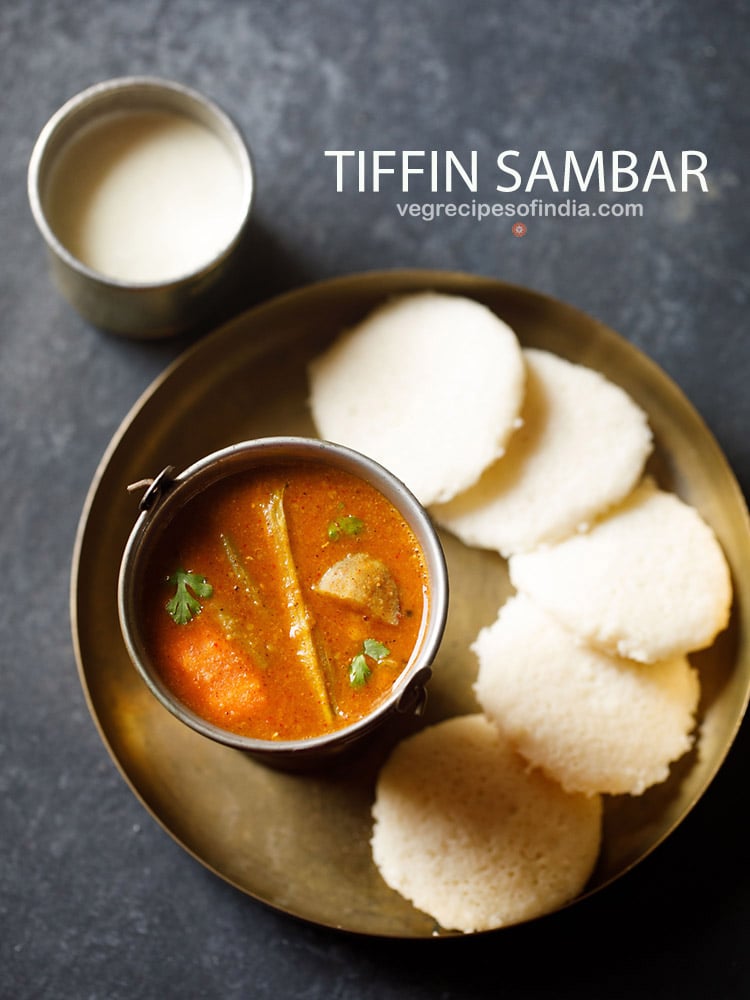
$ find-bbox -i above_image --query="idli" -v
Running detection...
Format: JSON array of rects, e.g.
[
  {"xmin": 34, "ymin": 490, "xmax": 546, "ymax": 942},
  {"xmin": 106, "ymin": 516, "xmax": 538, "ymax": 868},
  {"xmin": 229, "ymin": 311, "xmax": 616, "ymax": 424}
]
[
  {"xmin": 308, "ymin": 292, "xmax": 525, "ymax": 506},
  {"xmin": 432, "ymin": 349, "xmax": 652, "ymax": 555},
  {"xmin": 509, "ymin": 478, "xmax": 732, "ymax": 662},
  {"xmin": 370, "ymin": 713, "xmax": 602, "ymax": 932},
  {"xmin": 473, "ymin": 594, "xmax": 700, "ymax": 796}
]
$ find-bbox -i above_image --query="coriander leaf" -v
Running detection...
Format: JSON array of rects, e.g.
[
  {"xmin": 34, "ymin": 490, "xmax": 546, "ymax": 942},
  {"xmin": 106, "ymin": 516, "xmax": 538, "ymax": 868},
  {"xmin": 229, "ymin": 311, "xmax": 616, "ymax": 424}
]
[
  {"xmin": 349, "ymin": 653, "xmax": 371, "ymax": 688},
  {"xmin": 339, "ymin": 515, "xmax": 364, "ymax": 536},
  {"xmin": 166, "ymin": 568, "xmax": 213, "ymax": 624},
  {"xmin": 327, "ymin": 514, "xmax": 365, "ymax": 541},
  {"xmin": 348, "ymin": 638, "xmax": 391, "ymax": 687},
  {"xmin": 363, "ymin": 638, "xmax": 390, "ymax": 662}
]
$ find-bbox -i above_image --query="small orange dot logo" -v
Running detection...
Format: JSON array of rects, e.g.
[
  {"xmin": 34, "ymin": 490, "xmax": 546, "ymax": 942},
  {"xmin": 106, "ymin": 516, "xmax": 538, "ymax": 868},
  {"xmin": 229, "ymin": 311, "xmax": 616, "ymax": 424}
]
[{"xmin": 512, "ymin": 222, "xmax": 527, "ymax": 238}]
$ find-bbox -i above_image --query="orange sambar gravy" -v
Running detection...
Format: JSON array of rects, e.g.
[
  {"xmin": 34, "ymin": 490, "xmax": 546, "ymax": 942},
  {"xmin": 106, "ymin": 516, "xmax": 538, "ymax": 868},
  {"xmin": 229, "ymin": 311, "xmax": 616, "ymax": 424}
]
[{"xmin": 141, "ymin": 462, "xmax": 430, "ymax": 740}]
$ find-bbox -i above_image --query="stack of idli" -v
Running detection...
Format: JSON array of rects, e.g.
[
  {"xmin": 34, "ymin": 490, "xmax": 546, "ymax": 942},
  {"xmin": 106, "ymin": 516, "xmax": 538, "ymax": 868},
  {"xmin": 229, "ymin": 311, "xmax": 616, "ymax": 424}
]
[
  {"xmin": 307, "ymin": 290, "xmax": 733, "ymax": 933},
  {"xmin": 469, "ymin": 476, "xmax": 730, "ymax": 803}
]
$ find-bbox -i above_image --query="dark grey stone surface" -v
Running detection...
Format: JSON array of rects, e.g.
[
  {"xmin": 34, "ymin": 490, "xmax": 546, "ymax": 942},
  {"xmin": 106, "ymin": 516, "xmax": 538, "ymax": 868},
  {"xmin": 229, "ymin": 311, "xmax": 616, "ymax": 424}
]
[{"xmin": 2, "ymin": 1, "xmax": 749, "ymax": 997}]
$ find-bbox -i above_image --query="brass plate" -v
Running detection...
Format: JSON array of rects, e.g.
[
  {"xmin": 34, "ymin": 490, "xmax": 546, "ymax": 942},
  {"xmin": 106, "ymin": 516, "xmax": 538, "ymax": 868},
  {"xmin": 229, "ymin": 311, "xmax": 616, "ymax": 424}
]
[{"xmin": 71, "ymin": 269, "xmax": 750, "ymax": 936}]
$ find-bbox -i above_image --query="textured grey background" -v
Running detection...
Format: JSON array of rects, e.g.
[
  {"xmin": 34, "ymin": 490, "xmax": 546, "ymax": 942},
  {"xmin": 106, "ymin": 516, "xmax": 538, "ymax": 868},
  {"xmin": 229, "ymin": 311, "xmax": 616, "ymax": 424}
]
[{"xmin": 2, "ymin": 1, "xmax": 749, "ymax": 997}]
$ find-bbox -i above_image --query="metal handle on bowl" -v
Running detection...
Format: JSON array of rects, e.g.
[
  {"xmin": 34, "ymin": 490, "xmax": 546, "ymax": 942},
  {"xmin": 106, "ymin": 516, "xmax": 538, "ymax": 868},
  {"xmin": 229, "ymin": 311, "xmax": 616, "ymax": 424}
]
[
  {"xmin": 126, "ymin": 465, "xmax": 176, "ymax": 513},
  {"xmin": 395, "ymin": 666, "xmax": 432, "ymax": 717}
]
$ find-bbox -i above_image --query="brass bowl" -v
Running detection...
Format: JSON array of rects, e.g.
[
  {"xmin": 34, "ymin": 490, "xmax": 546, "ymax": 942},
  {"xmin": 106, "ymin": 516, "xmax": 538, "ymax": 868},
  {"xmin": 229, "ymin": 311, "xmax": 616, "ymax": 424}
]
[
  {"xmin": 71, "ymin": 269, "xmax": 750, "ymax": 936},
  {"xmin": 117, "ymin": 436, "xmax": 448, "ymax": 769}
]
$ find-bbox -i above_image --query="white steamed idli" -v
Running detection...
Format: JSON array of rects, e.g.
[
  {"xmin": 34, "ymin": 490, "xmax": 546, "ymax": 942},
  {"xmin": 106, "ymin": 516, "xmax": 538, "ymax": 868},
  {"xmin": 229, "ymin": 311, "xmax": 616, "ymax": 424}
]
[
  {"xmin": 432, "ymin": 349, "xmax": 653, "ymax": 555},
  {"xmin": 509, "ymin": 478, "xmax": 732, "ymax": 662},
  {"xmin": 308, "ymin": 292, "xmax": 525, "ymax": 506},
  {"xmin": 370, "ymin": 713, "xmax": 602, "ymax": 932},
  {"xmin": 473, "ymin": 594, "xmax": 701, "ymax": 796}
]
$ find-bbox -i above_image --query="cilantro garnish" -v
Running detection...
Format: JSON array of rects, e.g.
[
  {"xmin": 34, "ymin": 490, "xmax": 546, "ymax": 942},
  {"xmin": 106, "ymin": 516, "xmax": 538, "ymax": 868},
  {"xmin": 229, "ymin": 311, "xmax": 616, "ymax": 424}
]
[
  {"xmin": 349, "ymin": 653, "xmax": 371, "ymax": 687},
  {"xmin": 363, "ymin": 638, "xmax": 390, "ymax": 661},
  {"xmin": 327, "ymin": 514, "xmax": 365, "ymax": 541},
  {"xmin": 348, "ymin": 638, "xmax": 391, "ymax": 687},
  {"xmin": 165, "ymin": 568, "xmax": 213, "ymax": 624}
]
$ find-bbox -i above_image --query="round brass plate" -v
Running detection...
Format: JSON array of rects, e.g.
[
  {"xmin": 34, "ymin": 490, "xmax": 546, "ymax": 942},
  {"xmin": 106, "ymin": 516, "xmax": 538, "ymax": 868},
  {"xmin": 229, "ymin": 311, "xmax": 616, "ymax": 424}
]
[{"xmin": 71, "ymin": 269, "xmax": 750, "ymax": 936}]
